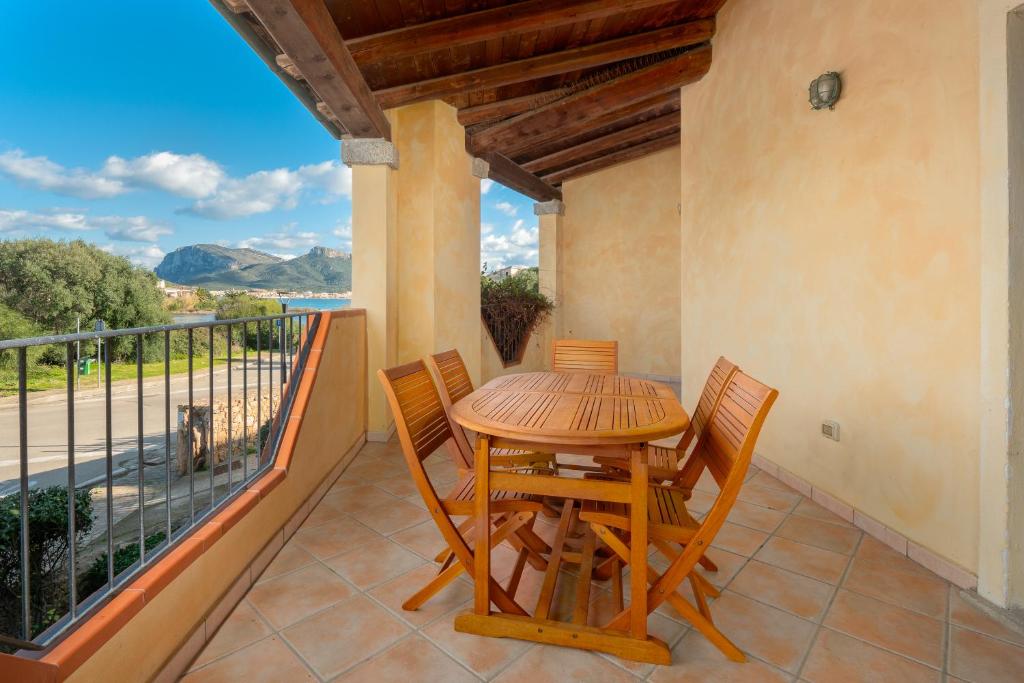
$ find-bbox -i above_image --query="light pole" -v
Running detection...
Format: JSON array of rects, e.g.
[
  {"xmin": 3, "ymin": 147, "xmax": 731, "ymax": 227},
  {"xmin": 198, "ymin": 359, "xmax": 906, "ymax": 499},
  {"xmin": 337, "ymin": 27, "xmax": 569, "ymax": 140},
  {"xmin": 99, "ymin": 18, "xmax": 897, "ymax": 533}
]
[
  {"xmin": 95, "ymin": 320, "xmax": 105, "ymax": 388},
  {"xmin": 76, "ymin": 315, "xmax": 81, "ymax": 391}
]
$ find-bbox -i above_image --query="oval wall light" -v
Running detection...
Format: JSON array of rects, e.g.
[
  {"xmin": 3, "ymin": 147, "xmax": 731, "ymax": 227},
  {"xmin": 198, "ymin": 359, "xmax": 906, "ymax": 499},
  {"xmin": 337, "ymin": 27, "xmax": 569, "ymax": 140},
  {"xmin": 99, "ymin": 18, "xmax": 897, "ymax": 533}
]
[{"xmin": 809, "ymin": 71, "xmax": 842, "ymax": 110}]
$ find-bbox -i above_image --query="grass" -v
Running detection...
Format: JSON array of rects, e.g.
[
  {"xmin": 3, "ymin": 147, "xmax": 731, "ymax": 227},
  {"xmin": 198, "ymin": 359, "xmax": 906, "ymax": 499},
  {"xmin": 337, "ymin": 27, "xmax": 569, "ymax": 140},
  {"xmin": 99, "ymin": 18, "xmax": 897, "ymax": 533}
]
[{"xmin": 0, "ymin": 356, "xmax": 227, "ymax": 396}]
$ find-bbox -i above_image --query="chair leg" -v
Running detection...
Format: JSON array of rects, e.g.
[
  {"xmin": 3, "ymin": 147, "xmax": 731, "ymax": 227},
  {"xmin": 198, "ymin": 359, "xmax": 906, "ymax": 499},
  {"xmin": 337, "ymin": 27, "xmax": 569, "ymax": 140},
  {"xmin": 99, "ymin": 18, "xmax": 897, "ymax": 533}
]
[
  {"xmin": 664, "ymin": 590, "xmax": 745, "ymax": 663},
  {"xmin": 403, "ymin": 561, "xmax": 463, "ymax": 611},
  {"xmin": 436, "ymin": 517, "xmax": 476, "ymax": 563},
  {"xmin": 506, "ymin": 547, "xmax": 529, "ymax": 598},
  {"xmin": 699, "ymin": 555, "xmax": 719, "ymax": 573}
]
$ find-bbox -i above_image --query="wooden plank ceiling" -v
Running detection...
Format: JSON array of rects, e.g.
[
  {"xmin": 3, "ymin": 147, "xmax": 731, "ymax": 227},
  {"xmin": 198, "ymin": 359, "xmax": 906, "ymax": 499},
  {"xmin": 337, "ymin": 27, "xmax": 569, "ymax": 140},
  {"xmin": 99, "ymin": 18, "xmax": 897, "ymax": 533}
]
[{"xmin": 216, "ymin": 0, "xmax": 726, "ymax": 201}]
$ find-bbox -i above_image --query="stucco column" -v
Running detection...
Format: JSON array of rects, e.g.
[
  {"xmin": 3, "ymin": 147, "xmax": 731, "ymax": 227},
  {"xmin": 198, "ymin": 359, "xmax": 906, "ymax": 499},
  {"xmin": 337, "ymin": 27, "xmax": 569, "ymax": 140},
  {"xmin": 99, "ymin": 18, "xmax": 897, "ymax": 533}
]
[
  {"xmin": 346, "ymin": 137, "xmax": 399, "ymax": 440},
  {"xmin": 393, "ymin": 100, "xmax": 482, "ymax": 384},
  {"xmin": 536, "ymin": 199, "xmax": 565, "ymax": 357}
]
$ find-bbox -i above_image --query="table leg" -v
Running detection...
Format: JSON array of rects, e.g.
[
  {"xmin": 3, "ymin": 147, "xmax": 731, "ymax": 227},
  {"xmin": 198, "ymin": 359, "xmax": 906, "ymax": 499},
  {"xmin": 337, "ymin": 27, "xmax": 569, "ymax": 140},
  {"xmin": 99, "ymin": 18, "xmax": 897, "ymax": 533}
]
[
  {"xmin": 474, "ymin": 432, "xmax": 491, "ymax": 615},
  {"xmin": 629, "ymin": 443, "xmax": 648, "ymax": 639}
]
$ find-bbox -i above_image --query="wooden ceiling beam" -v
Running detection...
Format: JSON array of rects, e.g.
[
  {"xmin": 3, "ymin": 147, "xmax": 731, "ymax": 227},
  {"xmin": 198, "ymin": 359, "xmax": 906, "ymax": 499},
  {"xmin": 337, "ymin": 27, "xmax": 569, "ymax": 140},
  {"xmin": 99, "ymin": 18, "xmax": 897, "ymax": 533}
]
[
  {"xmin": 481, "ymin": 151, "xmax": 562, "ymax": 202},
  {"xmin": 541, "ymin": 133, "xmax": 680, "ymax": 185},
  {"xmin": 346, "ymin": 0, "xmax": 683, "ymax": 65},
  {"xmin": 469, "ymin": 48, "xmax": 706, "ymax": 157},
  {"xmin": 522, "ymin": 112, "xmax": 680, "ymax": 174},
  {"xmin": 458, "ymin": 92, "xmax": 557, "ymax": 128},
  {"xmin": 374, "ymin": 21, "xmax": 713, "ymax": 109},
  {"xmin": 245, "ymin": 0, "xmax": 390, "ymax": 139}
]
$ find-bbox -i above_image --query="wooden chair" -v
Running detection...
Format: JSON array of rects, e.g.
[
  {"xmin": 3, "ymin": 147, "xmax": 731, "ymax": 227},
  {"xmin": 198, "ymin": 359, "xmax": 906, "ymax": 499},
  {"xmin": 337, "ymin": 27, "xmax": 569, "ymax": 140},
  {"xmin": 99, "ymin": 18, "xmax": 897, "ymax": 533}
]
[
  {"xmin": 377, "ymin": 360, "xmax": 556, "ymax": 612},
  {"xmin": 577, "ymin": 370, "xmax": 778, "ymax": 662},
  {"xmin": 594, "ymin": 357, "xmax": 739, "ymax": 484},
  {"xmin": 552, "ymin": 339, "xmax": 618, "ymax": 374},
  {"xmin": 428, "ymin": 349, "xmax": 558, "ymax": 472}
]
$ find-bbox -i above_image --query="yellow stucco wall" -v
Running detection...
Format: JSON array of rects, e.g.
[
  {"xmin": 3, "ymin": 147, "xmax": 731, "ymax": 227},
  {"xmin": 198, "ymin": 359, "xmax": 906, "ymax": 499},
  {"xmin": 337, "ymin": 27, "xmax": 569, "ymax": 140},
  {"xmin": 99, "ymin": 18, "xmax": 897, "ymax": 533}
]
[
  {"xmin": 395, "ymin": 101, "xmax": 482, "ymax": 384},
  {"xmin": 67, "ymin": 313, "xmax": 367, "ymax": 682},
  {"xmin": 560, "ymin": 146, "xmax": 682, "ymax": 379},
  {"xmin": 678, "ymin": 0, "xmax": 981, "ymax": 571}
]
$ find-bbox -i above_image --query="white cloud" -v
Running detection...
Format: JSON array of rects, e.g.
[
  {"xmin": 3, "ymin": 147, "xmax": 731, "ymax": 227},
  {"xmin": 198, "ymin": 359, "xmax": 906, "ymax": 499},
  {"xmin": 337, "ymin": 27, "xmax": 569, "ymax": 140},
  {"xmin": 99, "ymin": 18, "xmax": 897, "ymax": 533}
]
[
  {"xmin": 481, "ymin": 222, "xmax": 539, "ymax": 270},
  {"xmin": 0, "ymin": 150, "xmax": 124, "ymax": 199},
  {"xmin": 332, "ymin": 221, "xmax": 352, "ymax": 251},
  {"xmin": 480, "ymin": 179, "xmax": 494, "ymax": 195},
  {"xmin": 238, "ymin": 225, "xmax": 320, "ymax": 254},
  {"xmin": 100, "ymin": 243, "xmax": 166, "ymax": 268},
  {"xmin": 0, "ymin": 148, "xmax": 352, "ymax": 220},
  {"xmin": 481, "ymin": 222, "xmax": 495, "ymax": 235},
  {"xmin": 101, "ymin": 152, "xmax": 225, "ymax": 198},
  {"xmin": 0, "ymin": 209, "xmax": 171, "ymax": 242},
  {"xmin": 494, "ymin": 201, "xmax": 518, "ymax": 217}
]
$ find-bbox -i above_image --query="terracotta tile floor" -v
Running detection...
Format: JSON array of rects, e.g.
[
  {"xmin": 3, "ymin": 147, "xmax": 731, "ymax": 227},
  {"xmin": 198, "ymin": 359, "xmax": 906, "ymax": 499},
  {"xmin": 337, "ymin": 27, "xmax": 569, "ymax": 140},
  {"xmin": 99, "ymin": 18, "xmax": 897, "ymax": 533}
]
[{"xmin": 182, "ymin": 439, "xmax": 1024, "ymax": 682}]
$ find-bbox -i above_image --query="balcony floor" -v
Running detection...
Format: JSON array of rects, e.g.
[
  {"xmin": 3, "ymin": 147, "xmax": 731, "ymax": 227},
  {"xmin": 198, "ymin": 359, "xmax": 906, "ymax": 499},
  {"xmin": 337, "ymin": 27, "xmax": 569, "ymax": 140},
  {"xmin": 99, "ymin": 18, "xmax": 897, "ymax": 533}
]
[{"xmin": 180, "ymin": 439, "xmax": 1024, "ymax": 682}]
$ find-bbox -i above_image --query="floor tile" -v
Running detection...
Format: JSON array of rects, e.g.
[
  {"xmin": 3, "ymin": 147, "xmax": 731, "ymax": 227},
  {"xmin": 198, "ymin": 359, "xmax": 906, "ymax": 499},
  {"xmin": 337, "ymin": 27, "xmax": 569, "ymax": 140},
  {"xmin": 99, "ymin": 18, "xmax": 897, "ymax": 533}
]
[
  {"xmin": 181, "ymin": 636, "xmax": 316, "ymax": 682},
  {"xmin": 948, "ymin": 625, "xmax": 1024, "ymax": 683},
  {"xmin": 323, "ymin": 537, "xmax": 426, "ymax": 589},
  {"xmin": 300, "ymin": 495, "xmax": 349, "ymax": 529},
  {"xmin": 775, "ymin": 515, "xmax": 861, "ymax": 555},
  {"xmin": 334, "ymin": 634, "xmax": 478, "ymax": 683},
  {"xmin": 949, "ymin": 589, "xmax": 1024, "ymax": 646},
  {"xmin": 347, "ymin": 497, "xmax": 432, "ymax": 535},
  {"xmin": 247, "ymin": 563, "xmax": 355, "ymax": 629},
  {"xmin": 683, "ymin": 489, "xmax": 718, "ymax": 515},
  {"xmin": 255, "ymin": 541, "xmax": 317, "ymax": 583},
  {"xmin": 745, "ymin": 471, "xmax": 796, "ymax": 493},
  {"xmin": 190, "ymin": 601, "xmax": 273, "ymax": 670},
  {"xmin": 321, "ymin": 484, "xmax": 400, "ymax": 515},
  {"xmin": 282, "ymin": 594, "xmax": 411, "ymax": 679},
  {"xmin": 335, "ymin": 457, "xmax": 409, "ymax": 484},
  {"xmin": 291, "ymin": 517, "xmax": 382, "ymax": 560},
  {"xmin": 728, "ymin": 560, "xmax": 833, "ymax": 620},
  {"xmin": 824, "ymin": 589, "xmax": 944, "ymax": 667},
  {"xmin": 710, "ymin": 522, "xmax": 770, "ymax": 557},
  {"xmin": 755, "ymin": 536, "xmax": 849, "ymax": 584},
  {"xmin": 791, "ymin": 498, "xmax": 854, "ymax": 527},
  {"xmin": 491, "ymin": 644, "xmax": 639, "ymax": 682},
  {"xmin": 843, "ymin": 549, "xmax": 948, "ymax": 619},
  {"xmin": 368, "ymin": 563, "xmax": 474, "ymax": 627},
  {"xmin": 694, "ymin": 547, "xmax": 748, "ymax": 588},
  {"xmin": 423, "ymin": 614, "xmax": 533, "ymax": 678},
  {"xmin": 390, "ymin": 519, "xmax": 449, "ymax": 560},
  {"xmin": 648, "ymin": 629, "xmax": 791, "ymax": 683},
  {"xmin": 736, "ymin": 484, "xmax": 802, "ymax": 512},
  {"xmin": 727, "ymin": 500, "xmax": 788, "ymax": 533},
  {"xmin": 373, "ymin": 473, "xmax": 421, "ymax": 498},
  {"xmin": 801, "ymin": 628, "xmax": 940, "ymax": 683},
  {"xmin": 705, "ymin": 591, "xmax": 817, "ymax": 673}
]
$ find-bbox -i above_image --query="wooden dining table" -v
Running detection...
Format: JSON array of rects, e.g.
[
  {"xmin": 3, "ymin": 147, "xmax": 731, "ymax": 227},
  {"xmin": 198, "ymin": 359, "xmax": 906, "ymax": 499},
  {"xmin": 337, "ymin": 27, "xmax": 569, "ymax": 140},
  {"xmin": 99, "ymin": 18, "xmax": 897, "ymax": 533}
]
[{"xmin": 450, "ymin": 371, "xmax": 690, "ymax": 664}]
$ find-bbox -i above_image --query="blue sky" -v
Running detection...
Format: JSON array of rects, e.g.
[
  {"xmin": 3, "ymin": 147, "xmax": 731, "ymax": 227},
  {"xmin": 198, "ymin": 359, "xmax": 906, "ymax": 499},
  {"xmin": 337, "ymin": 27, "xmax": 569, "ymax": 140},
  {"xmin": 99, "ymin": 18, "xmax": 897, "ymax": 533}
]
[{"xmin": 0, "ymin": 2, "xmax": 536, "ymax": 271}]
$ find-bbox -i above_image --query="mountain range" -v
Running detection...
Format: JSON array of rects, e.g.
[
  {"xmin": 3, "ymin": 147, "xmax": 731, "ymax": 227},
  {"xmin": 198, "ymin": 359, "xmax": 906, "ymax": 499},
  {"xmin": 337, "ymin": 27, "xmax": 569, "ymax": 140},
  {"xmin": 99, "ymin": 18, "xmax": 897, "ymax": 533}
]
[{"xmin": 155, "ymin": 244, "xmax": 351, "ymax": 293}]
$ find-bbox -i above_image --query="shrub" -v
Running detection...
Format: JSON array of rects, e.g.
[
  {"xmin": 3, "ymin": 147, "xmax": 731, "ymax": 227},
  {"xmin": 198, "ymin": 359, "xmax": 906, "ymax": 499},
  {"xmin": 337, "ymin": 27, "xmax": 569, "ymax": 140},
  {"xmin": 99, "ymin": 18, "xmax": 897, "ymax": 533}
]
[
  {"xmin": 0, "ymin": 486, "xmax": 93, "ymax": 643},
  {"xmin": 480, "ymin": 268, "xmax": 553, "ymax": 365},
  {"xmin": 78, "ymin": 531, "xmax": 166, "ymax": 601}
]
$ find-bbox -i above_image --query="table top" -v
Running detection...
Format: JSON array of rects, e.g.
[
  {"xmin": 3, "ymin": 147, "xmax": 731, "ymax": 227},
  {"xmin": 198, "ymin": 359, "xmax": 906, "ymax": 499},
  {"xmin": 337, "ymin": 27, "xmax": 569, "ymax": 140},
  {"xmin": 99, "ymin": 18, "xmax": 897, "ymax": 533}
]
[{"xmin": 451, "ymin": 371, "xmax": 690, "ymax": 446}]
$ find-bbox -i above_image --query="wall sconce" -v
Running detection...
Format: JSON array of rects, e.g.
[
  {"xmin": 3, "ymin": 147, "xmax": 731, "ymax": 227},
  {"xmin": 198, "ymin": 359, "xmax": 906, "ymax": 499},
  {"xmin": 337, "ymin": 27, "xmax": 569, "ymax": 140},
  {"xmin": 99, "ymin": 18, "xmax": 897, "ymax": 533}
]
[{"xmin": 809, "ymin": 71, "xmax": 842, "ymax": 110}]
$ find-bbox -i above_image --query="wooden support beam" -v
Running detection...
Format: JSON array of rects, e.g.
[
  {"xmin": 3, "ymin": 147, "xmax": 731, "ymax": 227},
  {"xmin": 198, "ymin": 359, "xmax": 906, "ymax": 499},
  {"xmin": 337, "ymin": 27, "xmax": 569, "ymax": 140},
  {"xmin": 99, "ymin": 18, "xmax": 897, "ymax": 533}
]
[
  {"xmin": 470, "ymin": 46, "xmax": 708, "ymax": 157},
  {"xmin": 522, "ymin": 113, "xmax": 680, "ymax": 174},
  {"xmin": 459, "ymin": 92, "xmax": 557, "ymax": 128},
  {"xmin": 375, "ymin": 21, "xmax": 713, "ymax": 109},
  {"xmin": 347, "ymin": 0, "xmax": 682, "ymax": 64},
  {"xmin": 245, "ymin": 0, "xmax": 390, "ymax": 139},
  {"xmin": 541, "ymin": 133, "xmax": 679, "ymax": 185},
  {"xmin": 482, "ymin": 152, "xmax": 563, "ymax": 202}
]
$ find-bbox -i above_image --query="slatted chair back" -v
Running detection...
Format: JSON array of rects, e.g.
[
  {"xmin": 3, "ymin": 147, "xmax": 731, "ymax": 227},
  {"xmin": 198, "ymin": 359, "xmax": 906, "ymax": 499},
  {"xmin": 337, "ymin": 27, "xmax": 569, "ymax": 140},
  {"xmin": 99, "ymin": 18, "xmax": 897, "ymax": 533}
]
[
  {"xmin": 427, "ymin": 349, "xmax": 477, "ymax": 466},
  {"xmin": 671, "ymin": 357, "xmax": 739, "ymax": 487},
  {"xmin": 551, "ymin": 339, "xmax": 618, "ymax": 374},
  {"xmin": 642, "ymin": 370, "xmax": 778, "ymax": 621}
]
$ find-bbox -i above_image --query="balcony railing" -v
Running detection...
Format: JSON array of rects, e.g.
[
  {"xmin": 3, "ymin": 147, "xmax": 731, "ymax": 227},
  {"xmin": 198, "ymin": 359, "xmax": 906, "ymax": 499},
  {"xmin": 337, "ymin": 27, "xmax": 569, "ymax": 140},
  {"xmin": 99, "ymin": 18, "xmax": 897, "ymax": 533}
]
[{"xmin": 0, "ymin": 311, "xmax": 321, "ymax": 652}]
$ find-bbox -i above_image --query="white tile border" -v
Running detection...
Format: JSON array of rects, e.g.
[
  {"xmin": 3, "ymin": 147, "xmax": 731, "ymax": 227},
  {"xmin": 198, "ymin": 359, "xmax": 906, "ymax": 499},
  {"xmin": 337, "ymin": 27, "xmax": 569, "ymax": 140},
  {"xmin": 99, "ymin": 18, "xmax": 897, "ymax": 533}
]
[{"xmin": 755, "ymin": 454, "xmax": 977, "ymax": 591}]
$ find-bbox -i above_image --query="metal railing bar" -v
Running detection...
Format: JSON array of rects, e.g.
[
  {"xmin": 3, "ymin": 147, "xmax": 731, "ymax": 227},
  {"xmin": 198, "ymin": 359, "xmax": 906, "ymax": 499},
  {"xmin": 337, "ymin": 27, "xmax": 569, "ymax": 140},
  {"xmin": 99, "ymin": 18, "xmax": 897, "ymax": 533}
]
[
  {"xmin": 104, "ymin": 348, "xmax": 113, "ymax": 589},
  {"xmin": 208, "ymin": 326, "xmax": 214, "ymax": 513},
  {"xmin": 256, "ymin": 324, "xmax": 262, "ymax": 471},
  {"xmin": 164, "ymin": 331, "xmax": 171, "ymax": 543},
  {"xmin": 65, "ymin": 343, "xmax": 77, "ymax": 620},
  {"xmin": 227, "ymin": 324, "xmax": 233, "ymax": 495},
  {"xmin": 136, "ymin": 334, "xmax": 145, "ymax": 565},
  {"xmin": 242, "ymin": 322, "xmax": 248, "ymax": 488},
  {"xmin": 188, "ymin": 329, "xmax": 194, "ymax": 526},
  {"xmin": 267, "ymin": 323, "xmax": 274, "ymax": 468},
  {"xmin": 18, "ymin": 348, "xmax": 31, "ymax": 640},
  {"xmin": 0, "ymin": 312, "xmax": 310, "ymax": 350}
]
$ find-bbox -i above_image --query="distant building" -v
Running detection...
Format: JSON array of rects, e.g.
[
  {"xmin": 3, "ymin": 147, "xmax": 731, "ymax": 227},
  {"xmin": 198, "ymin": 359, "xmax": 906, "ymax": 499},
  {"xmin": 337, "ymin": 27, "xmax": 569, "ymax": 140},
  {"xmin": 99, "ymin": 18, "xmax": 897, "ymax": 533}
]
[{"xmin": 487, "ymin": 265, "xmax": 530, "ymax": 282}]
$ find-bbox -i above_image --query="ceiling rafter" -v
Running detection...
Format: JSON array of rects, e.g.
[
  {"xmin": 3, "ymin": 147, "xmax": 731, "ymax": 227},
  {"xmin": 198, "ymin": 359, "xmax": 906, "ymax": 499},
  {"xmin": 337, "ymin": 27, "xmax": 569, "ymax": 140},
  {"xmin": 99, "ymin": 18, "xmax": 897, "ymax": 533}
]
[{"xmin": 541, "ymin": 133, "xmax": 680, "ymax": 185}]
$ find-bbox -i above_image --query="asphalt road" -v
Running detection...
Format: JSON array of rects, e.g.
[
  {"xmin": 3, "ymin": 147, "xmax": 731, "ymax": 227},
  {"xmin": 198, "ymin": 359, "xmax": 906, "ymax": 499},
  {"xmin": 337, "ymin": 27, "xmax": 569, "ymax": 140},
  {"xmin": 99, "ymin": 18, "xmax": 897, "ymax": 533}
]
[{"xmin": 0, "ymin": 359, "xmax": 288, "ymax": 494}]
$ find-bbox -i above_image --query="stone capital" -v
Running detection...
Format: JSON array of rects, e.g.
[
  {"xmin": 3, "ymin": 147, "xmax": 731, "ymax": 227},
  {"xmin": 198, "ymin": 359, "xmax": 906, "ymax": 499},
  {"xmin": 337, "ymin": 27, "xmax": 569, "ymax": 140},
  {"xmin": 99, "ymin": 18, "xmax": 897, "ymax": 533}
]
[
  {"xmin": 341, "ymin": 138, "xmax": 399, "ymax": 169},
  {"xmin": 471, "ymin": 157, "xmax": 490, "ymax": 179},
  {"xmin": 533, "ymin": 199, "xmax": 565, "ymax": 216}
]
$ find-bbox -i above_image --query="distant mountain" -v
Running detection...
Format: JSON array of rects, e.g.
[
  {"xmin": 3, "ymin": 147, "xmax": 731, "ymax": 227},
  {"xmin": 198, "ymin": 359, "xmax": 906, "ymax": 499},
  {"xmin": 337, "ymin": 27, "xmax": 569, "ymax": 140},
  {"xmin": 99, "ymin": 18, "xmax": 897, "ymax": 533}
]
[{"xmin": 155, "ymin": 244, "xmax": 351, "ymax": 293}]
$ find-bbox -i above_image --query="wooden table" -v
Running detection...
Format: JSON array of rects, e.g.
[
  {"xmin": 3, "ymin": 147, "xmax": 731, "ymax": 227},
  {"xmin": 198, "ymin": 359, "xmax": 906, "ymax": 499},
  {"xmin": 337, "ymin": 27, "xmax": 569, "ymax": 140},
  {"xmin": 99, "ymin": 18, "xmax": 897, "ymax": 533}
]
[{"xmin": 450, "ymin": 371, "xmax": 690, "ymax": 664}]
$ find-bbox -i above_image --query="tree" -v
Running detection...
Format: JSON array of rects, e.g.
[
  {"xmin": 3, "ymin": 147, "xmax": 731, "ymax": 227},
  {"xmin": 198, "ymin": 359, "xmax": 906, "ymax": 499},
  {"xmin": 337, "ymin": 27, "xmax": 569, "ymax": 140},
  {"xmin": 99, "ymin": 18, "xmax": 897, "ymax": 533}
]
[
  {"xmin": 215, "ymin": 293, "xmax": 284, "ymax": 350},
  {"xmin": 0, "ymin": 304, "xmax": 43, "ymax": 369},
  {"xmin": 0, "ymin": 240, "xmax": 169, "ymax": 361}
]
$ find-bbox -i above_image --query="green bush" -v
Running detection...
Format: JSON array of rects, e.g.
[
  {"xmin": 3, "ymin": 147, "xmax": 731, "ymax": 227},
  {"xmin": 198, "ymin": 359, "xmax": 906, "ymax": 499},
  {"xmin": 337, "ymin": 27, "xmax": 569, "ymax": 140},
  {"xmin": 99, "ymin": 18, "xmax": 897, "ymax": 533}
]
[
  {"xmin": 78, "ymin": 531, "xmax": 166, "ymax": 601},
  {"xmin": 0, "ymin": 486, "xmax": 93, "ymax": 643},
  {"xmin": 0, "ymin": 303, "xmax": 46, "ymax": 370},
  {"xmin": 215, "ymin": 293, "xmax": 285, "ymax": 351}
]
